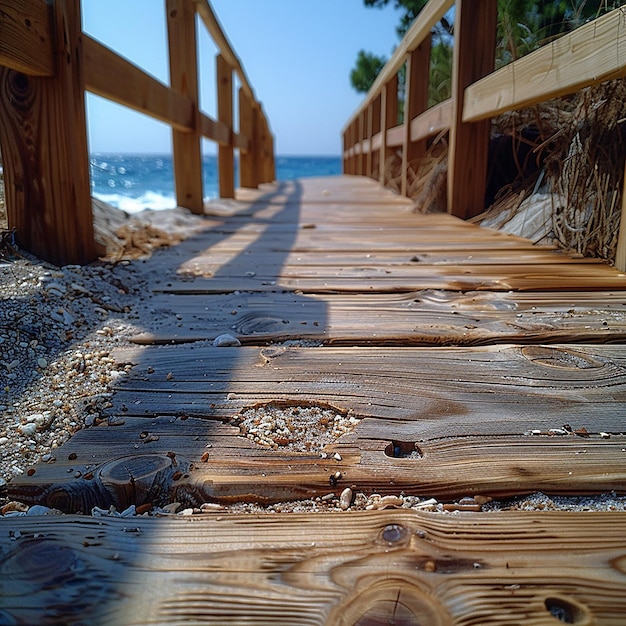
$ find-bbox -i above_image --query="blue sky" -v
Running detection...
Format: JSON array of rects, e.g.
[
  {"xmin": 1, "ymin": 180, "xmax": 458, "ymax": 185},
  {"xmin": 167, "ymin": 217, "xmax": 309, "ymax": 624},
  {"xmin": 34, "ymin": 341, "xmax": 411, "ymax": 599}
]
[{"xmin": 82, "ymin": 1, "xmax": 404, "ymax": 156}]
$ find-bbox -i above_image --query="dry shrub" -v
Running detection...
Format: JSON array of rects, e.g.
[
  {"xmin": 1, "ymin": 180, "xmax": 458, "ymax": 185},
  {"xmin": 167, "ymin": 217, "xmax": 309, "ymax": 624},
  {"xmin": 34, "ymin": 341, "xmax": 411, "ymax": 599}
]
[
  {"xmin": 545, "ymin": 79, "xmax": 626, "ymax": 260},
  {"xmin": 409, "ymin": 131, "xmax": 449, "ymax": 214},
  {"xmin": 408, "ymin": 79, "xmax": 625, "ymax": 262}
]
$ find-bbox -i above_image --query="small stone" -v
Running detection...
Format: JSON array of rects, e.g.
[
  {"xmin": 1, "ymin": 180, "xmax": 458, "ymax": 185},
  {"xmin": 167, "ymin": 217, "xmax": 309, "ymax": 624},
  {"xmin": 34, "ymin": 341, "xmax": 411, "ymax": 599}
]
[
  {"xmin": 37, "ymin": 357, "xmax": 48, "ymax": 369},
  {"xmin": 27, "ymin": 505, "xmax": 53, "ymax": 516},
  {"xmin": 333, "ymin": 452, "xmax": 342, "ymax": 461},
  {"xmin": 340, "ymin": 487, "xmax": 353, "ymax": 510},
  {"xmin": 18, "ymin": 423, "xmax": 37, "ymax": 436},
  {"xmin": 213, "ymin": 334, "xmax": 241, "ymax": 347}
]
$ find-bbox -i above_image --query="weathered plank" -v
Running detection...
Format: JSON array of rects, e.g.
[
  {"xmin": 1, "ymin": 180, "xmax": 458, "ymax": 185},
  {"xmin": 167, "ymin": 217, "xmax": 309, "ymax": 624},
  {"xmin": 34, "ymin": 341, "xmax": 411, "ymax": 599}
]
[
  {"xmin": 130, "ymin": 289, "xmax": 626, "ymax": 347},
  {"xmin": 10, "ymin": 343, "xmax": 626, "ymax": 509},
  {"xmin": 1, "ymin": 511, "xmax": 625, "ymax": 625}
]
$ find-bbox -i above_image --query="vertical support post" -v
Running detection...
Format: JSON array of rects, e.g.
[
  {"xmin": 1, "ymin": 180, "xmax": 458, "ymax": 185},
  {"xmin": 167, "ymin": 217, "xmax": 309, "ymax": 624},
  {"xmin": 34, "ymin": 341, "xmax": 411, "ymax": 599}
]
[
  {"xmin": 371, "ymin": 93, "xmax": 381, "ymax": 181},
  {"xmin": 356, "ymin": 112, "xmax": 365, "ymax": 176},
  {"xmin": 259, "ymin": 111, "xmax": 274, "ymax": 183},
  {"xmin": 381, "ymin": 75, "xmax": 398, "ymax": 185},
  {"xmin": 239, "ymin": 87, "xmax": 257, "ymax": 188},
  {"xmin": 402, "ymin": 37, "xmax": 431, "ymax": 197},
  {"xmin": 167, "ymin": 0, "xmax": 203, "ymax": 213},
  {"xmin": 217, "ymin": 54, "xmax": 234, "ymax": 198},
  {"xmin": 0, "ymin": 0, "xmax": 96, "ymax": 265},
  {"xmin": 447, "ymin": 0, "xmax": 497, "ymax": 219},
  {"xmin": 367, "ymin": 103, "xmax": 376, "ymax": 178}
]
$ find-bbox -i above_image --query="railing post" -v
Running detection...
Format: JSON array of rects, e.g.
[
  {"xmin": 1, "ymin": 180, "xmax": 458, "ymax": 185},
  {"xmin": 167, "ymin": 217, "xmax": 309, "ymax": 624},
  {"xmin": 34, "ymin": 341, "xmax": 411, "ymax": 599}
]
[
  {"xmin": 217, "ymin": 53, "xmax": 234, "ymax": 198},
  {"xmin": 447, "ymin": 0, "xmax": 497, "ymax": 219},
  {"xmin": 0, "ymin": 0, "xmax": 96, "ymax": 266},
  {"xmin": 366, "ymin": 102, "xmax": 374, "ymax": 178},
  {"xmin": 381, "ymin": 75, "xmax": 398, "ymax": 186},
  {"xmin": 239, "ymin": 87, "xmax": 257, "ymax": 188},
  {"xmin": 167, "ymin": 0, "xmax": 203, "ymax": 214},
  {"xmin": 371, "ymin": 93, "xmax": 381, "ymax": 181},
  {"xmin": 259, "ymin": 110, "xmax": 274, "ymax": 183},
  {"xmin": 402, "ymin": 37, "xmax": 431, "ymax": 197},
  {"xmin": 357, "ymin": 112, "xmax": 365, "ymax": 176}
]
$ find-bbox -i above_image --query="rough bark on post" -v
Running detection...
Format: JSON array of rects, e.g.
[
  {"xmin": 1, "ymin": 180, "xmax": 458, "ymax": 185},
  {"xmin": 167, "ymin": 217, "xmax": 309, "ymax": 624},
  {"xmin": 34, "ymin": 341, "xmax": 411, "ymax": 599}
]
[
  {"xmin": 167, "ymin": 0, "xmax": 203, "ymax": 214},
  {"xmin": 217, "ymin": 54, "xmax": 234, "ymax": 198},
  {"xmin": 402, "ymin": 37, "xmax": 431, "ymax": 197},
  {"xmin": 447, "ymin": 0, "xmax": 497, "ymax": 219},
  {"xmin": 0, "ymin": 0, "xmax": 97, "ymax": 266}
]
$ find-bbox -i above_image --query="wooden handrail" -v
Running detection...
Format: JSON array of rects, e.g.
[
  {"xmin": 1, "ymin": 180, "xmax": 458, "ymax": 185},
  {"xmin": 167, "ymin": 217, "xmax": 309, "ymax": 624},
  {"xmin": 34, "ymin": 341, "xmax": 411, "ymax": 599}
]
[
  {"xmin": 342, "ymin": 1, "xmax": 626, "ymax": 267},
  {"xmin": 0, "ymin": 0, "xmax": 274, "ymax": 265}
]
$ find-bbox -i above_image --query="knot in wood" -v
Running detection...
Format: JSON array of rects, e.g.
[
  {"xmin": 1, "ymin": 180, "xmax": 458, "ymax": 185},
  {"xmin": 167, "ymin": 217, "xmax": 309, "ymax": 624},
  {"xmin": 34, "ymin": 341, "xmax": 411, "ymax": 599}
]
[
  {"xmin": 381, "ymin": 523, "xmax": 408, "ymax": 544},
  {"xmin": 6, "ymin": 71, "xmax": 34, "ymax": 111}
]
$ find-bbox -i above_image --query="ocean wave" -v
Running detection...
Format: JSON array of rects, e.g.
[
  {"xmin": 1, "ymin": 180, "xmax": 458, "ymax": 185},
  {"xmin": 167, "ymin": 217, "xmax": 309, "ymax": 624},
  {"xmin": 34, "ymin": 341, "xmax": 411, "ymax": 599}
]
[{"xmin": 93, "ymin": 191, "xmax": 177, "ymax": 214}]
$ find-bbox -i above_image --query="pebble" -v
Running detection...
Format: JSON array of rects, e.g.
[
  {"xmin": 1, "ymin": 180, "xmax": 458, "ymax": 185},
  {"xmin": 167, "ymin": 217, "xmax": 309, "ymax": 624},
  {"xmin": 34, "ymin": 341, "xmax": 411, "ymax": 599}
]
[
  {"xmin": 340, "ymin": 487, "xmax": 353, "ymax": 510},
  {"xmin": 18, "ymin": 423, "xmax": 37, "ymax": 436},
  {"xmin": 213, "ymin": 333, "xmax": 241, "ymax": 347},
  {"xmin": 37, "ymin": 357, "xmax": 48, "ymax": 369},
  {"xmin": 27, "ymin": 505, "xmax": 54, "ymax": 516}
]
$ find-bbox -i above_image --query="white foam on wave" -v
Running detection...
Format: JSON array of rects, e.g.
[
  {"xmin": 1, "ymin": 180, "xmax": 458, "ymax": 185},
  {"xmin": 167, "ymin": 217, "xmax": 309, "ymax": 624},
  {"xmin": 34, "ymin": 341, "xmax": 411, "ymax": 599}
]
[{"xmin": 93, "ymin": 191, "xmax": 177, "ymax": 214}]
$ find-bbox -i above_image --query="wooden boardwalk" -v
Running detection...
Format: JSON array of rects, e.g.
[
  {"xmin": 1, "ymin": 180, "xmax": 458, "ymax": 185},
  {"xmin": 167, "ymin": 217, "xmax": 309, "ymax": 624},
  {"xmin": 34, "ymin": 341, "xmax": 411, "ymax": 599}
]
[{"xmin": 4, "ymin": 176, "xmax": 626, "ymax": 624}]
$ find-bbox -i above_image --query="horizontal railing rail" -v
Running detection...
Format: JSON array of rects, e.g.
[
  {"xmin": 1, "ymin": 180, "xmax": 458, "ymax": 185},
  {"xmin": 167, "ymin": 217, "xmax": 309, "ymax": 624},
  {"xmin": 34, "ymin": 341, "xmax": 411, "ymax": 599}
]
[
  {"xmin": 342, "ymin": 1, "xmax": 626, "ymax": 266},
  {"xmin": 0, "ymin": 0, "xmax": 274, "ymax": 265}
]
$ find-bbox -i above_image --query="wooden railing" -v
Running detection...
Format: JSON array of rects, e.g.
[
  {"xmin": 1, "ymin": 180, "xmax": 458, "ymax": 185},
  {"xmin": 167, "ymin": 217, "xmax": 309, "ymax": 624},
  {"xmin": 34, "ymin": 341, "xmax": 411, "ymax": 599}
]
[
  {"xmin": 342, "ymin": 0, "xmax": 626, "ymax": 262},
  {"xmin": 0, "ymin": 0, "xmax": 274, "ymax": 265}
]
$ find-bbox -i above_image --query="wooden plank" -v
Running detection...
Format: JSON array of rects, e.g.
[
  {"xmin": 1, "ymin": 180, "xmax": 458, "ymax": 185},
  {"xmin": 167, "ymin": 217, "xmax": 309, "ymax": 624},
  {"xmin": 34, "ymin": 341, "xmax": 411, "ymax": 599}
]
[
  {"xmin": 0, "ymin": 0, "xmax": 97, "ymax": 265},
  {"xmin": 10, "ymin": 343, "xmax": 626, "ymax": 507},
  {"xmin": 217, "ymin": 54, "xmax": 234, "ymax": 198},
  {"xmin": 199, "ymin": 111, "xmax": 230, "ymax": 145},
  {"xmin": 463, "ymin": 6, "xmax": 626, "ymax": 123},
  {"xmin": 447, "ymin": 0, "xmax": 497, "ymax": 220},
  {"xmin": 1, "ymin": 511, "xmax": 625, "ymax": 624},
  {"xmin": 0, "ymin": 0, "xmax": 54, "ymax": 76},
  {"xmin": 410, "ymin": 99, "xmax": 452, "ymax": 143},
  {"xmin": 167, "ymin": 0, "xmax": 204, "ymax": 214},
  {"xmin": 129, "ymin": 289, "xmax": 626, "ymax": 347},
  {"xmin": 83, "ymin": 36, "xmax": 195, "ymax": 133}
]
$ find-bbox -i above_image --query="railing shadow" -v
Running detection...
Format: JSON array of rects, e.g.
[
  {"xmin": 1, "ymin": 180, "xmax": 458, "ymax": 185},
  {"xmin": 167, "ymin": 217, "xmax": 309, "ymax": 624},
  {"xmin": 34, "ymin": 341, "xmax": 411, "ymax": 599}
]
[{"xmin": 0, "ymin": 178, "xmax": 332, "ymax": 623}]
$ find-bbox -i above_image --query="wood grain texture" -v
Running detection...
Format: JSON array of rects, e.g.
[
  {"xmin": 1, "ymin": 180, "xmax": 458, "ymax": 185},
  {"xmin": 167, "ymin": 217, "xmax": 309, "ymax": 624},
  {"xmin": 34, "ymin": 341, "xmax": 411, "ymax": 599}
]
[
  {"xmin": 8, "ymin": 176, "xmax": 626, "ymax": 622},
  {"xmin": 129, "ymin": 289, "xmax": 626, "ymax": 347},
  {"xmin": 1, "ymin": 511, "xmax": 625, "ymax": 625},
  {"xmin": 0, "ymin": 0, "xmax": 54, "ymax": 76},
  {"xmin": 0, "ymin": 0, "xmax": 97, "ymax": 265},
  {"xmin": 10, "ymin": 343, "xmax": 626, "ymax": 508}
]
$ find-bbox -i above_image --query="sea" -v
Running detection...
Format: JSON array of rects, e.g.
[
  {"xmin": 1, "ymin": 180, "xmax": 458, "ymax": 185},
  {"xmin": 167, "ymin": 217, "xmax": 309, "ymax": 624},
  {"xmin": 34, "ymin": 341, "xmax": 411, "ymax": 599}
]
[{"xmin": 89, "ymin": 153, "xmax": 342, "ymax": 213}]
